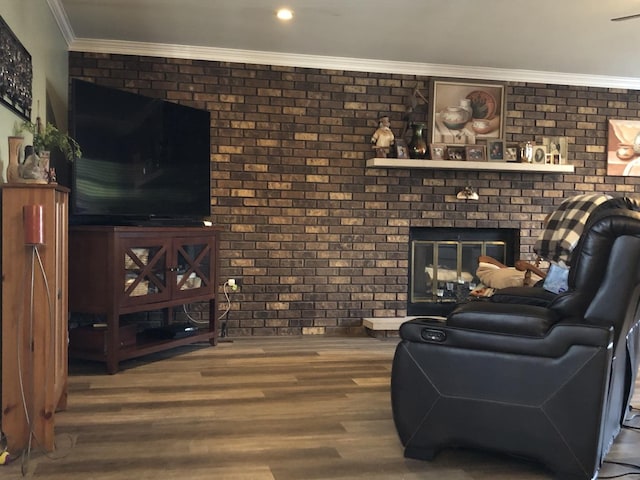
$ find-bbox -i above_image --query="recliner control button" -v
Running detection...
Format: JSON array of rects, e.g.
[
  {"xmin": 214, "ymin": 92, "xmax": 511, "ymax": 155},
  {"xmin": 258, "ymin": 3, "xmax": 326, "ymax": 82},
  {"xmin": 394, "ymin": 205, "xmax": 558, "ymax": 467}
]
[{"xmin": 421, "ymin": 329, "xmax": 446, "ymax": 342}]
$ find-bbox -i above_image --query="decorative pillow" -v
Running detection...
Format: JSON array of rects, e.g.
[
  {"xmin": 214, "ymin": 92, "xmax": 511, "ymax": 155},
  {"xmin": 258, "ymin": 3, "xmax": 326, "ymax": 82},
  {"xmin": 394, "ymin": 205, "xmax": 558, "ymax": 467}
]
[{"xmin": 476, "ymin": 262, "xmax": 542, "ymax": 290}]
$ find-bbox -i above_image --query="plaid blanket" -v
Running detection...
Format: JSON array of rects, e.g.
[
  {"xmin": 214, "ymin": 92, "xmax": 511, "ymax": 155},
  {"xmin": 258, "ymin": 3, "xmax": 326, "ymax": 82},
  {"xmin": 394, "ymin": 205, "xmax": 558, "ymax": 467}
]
[{"xmin": 534, "ymin": 194, "xmax": 612, "ymax": 265}]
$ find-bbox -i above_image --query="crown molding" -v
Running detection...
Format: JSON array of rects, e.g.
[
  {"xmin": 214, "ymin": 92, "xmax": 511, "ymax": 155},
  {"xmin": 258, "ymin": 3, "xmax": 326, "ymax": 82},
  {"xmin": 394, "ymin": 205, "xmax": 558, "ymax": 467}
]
[
  {"xmin": 65, "ymin": 37, "xmax": 640, "ymax": 91},
  {"xmin": 46, "ymin": 0, "xmax": 75, "ymax": 44}
]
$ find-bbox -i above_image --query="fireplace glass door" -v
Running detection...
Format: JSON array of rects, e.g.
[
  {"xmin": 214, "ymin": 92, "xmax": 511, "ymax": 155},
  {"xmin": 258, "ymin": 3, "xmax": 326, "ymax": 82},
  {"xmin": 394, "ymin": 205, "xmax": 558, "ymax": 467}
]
[{"xmin": 408, "ymin": 228, "xmax": 518, "ymax": 316}]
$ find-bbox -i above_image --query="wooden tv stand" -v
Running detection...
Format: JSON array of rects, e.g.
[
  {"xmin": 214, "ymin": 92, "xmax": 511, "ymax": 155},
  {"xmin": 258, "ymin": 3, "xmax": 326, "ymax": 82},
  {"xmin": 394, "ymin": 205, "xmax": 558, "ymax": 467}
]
[{"xmin": 68, "ymin": 225, "xmax": 220, "ymax": 374}]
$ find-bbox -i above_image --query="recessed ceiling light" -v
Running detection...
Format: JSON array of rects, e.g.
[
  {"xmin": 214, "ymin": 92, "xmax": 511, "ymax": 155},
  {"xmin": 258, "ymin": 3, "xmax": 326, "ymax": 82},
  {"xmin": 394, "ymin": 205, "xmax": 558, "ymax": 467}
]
[{"xmin": 276, "ymin": 8, "xmax": 293, "ymax": 21}]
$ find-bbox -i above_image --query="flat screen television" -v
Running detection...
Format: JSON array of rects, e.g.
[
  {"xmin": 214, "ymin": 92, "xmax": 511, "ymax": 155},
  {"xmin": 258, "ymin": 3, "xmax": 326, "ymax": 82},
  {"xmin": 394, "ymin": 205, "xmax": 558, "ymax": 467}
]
[{"xmin": 69, "ymin": 79, "xmax": 211, "ymax": 226}]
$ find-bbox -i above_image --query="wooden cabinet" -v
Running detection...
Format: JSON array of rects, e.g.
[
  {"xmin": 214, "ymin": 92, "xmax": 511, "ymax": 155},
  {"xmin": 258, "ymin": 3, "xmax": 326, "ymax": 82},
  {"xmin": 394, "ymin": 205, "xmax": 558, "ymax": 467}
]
[
  {"xmin": 1, "ymin": 184, "xmax": 68, "ymax": 453},
  {"xmin": 68, "ymin": 226, "xmax": 220, "ymax": 374}
]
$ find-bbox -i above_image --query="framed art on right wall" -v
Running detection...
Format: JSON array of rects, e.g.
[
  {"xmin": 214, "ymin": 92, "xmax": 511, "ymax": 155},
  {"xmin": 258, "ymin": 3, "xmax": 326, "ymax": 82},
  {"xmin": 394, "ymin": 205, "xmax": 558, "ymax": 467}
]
[{"xmin": 607, "ymin": 119, "xmax": 640, "ymax": 176}]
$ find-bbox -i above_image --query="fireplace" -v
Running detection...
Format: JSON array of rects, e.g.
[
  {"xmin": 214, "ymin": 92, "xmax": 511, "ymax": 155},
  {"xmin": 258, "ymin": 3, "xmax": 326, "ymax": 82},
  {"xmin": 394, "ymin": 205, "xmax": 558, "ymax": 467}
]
[{"xmin": 408, "ymin": 227, "xmax": 519, "ymax": 316}]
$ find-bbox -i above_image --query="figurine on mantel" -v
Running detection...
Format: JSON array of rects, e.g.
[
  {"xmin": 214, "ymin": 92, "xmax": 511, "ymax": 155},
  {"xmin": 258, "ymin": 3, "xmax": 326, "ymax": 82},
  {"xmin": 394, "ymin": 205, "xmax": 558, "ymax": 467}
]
[
  {"xmin": 371, "ymin": 115, "xmax": 395, "ymax": 158},
  {"xmin": 18, "ymin": 145, "xmax": 48, "ymax": 182}
]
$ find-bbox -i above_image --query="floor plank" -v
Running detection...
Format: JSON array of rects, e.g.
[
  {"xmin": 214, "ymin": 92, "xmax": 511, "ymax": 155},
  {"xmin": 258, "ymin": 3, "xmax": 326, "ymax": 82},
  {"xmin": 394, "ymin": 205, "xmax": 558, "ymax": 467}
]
[{"xmin": 3, "ymin": 336, "xmax": 640, "ymax": 479}]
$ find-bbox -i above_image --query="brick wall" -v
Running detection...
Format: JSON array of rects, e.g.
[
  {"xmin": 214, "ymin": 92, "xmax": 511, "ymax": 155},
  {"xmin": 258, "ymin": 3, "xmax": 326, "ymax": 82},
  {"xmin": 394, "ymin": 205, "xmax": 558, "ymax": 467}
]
[{"xmin": 69, "ymin": 52, "xmax": 640, "ymax": 336}]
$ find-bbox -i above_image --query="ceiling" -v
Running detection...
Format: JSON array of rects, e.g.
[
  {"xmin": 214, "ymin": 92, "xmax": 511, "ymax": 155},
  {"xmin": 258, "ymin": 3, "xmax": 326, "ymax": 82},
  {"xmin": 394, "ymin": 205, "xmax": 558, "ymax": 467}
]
[{"xmin": 52, "ymin": 0, "xmax": 640, "ymax": 89}]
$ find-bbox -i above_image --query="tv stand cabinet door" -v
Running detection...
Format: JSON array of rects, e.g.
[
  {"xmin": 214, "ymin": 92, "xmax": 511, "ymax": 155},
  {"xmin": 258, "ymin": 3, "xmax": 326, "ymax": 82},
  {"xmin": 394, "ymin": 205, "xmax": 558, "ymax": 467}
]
[
  {"xmin": 172, "ymin": 234, "xmax": 218, "ymax": 301},
  {"xmin": 118, "ymin": 235, "xmax": 172, "ymax": 308}
]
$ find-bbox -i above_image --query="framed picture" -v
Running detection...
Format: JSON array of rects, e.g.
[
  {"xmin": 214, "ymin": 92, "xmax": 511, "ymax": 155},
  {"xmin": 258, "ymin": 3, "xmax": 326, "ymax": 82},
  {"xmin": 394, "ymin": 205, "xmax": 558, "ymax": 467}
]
[
  {"xmin": 429, "ymin": 143, "xmax": 447, "ymax": 160},
  {"xmin": 607, "ymin": 119, "xmax": 640, "ymax": 176},
  {"xmin": 465, "ymin": 145, "xmax": 486, "ymax": 162},
  {"xmin": 429, "ymin": 79, "xmax": 505, "ymax": 145},
  {"xmin": 531, "ymin": 145, "xmax": 547, "ymax": 164},
  {"xmin": 447, "ymin": 145, "xmax": 466, "ymax": 161},
  {"xmin": 542, "ymin": 136, "xmax": 568, "ymax": 165},
  {"xmin": 505, "ymin": 144, "xmax": 519, "ymax": 162},
  {"xmin": 0, "ymin": 16, "xmax": 32, "ymax": 120},
  {"xmin": 395, "ymin": 139, "xmax": 409, "ymax": 159},
  {"xmin": 486, "ymin": 139, "xmax": 505, "ymax": 161}
]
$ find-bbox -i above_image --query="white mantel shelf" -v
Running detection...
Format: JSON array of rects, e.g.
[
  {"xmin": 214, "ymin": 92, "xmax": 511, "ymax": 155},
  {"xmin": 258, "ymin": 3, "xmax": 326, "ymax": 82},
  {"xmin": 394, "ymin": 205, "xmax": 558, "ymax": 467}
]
[{"xmin": 366, "ymin": 158, "xmax": 575, "ymax": 173}]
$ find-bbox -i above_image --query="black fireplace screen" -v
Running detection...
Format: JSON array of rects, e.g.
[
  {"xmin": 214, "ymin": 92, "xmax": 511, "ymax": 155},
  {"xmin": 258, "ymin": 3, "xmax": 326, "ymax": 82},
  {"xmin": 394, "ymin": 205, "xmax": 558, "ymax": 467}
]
[{"xmin": 408, "ymin": 228, "xmax": 519, "ymax": 316}]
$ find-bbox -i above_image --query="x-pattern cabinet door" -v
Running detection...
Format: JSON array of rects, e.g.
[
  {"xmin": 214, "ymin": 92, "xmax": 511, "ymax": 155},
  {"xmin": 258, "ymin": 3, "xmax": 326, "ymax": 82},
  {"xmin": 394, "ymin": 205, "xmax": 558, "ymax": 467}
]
[
  {"xmin": 120, "ymin": 238, "xmax": 171, "ymax": 307},
  {"xmin": 172, "ymin": 235, "xmax": 216, "ymax": 300}
]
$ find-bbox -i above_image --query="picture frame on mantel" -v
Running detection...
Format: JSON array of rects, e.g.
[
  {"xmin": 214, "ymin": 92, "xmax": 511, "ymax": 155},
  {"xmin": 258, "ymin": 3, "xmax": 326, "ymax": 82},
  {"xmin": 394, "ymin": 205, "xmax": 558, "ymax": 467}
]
[
  {"xmin": 465, "ymin": 144, "xmax": 486, "ymax": 161},
  {"xmin": 429, "ymin": 79, "xmax": 505, "ymax": 146},
  {"xmin": 429, "ymin": 143, "xmax": 447, "ymax": 160},
  {"xmin": 486, "ymin": 139, "xmax": 506, "ymax": 161},
  {"xmin": 395, "ymin": 139, "xmax": 409, "ymax": 159}
]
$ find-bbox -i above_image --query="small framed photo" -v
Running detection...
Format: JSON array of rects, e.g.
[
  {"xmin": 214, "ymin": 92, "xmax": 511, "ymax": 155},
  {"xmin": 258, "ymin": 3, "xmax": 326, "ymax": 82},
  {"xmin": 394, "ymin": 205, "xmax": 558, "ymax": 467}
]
[
  {"xmin": 447, "ymin": 145, "xmax": 466, "ymax": 160},
  {"xmin": 486, "ymin": 139, "xmax": 505, "ymax": 161},
  {"xmin": 395, "ymin": 139, "xmax": 409, "ymax": 159},
  {"xmin": 542, "ymin": 136, "xmax": 568, "ymax": 165},
  {"xmin": 465, "ymin": 145, "xmax": 486, "ymax": 161},
  {"xmin": 532, "ymin": 145, "xmax": 547, "ymax": 164},
  {"xmin": 429, "ymin": 143, "xmax": 447, "ymax": 160},
  {"xmin": 505, "ymin": 143, "xmax": 519, "ymax": 162}
]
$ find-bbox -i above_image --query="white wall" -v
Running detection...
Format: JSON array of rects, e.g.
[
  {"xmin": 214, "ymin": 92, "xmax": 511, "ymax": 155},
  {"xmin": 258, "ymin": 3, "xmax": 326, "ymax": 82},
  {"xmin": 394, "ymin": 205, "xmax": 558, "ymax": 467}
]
[{"xmin": 0, "ymin": 0, "xmax": 68, "ymax": 181}]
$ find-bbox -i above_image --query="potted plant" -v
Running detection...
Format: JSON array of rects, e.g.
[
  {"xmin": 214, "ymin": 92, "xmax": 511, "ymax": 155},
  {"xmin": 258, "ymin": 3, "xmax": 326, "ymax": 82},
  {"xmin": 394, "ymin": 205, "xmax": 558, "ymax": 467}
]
[{"xmin": 20, "ymin": 119, "xmax": 82, "ymax": 161}]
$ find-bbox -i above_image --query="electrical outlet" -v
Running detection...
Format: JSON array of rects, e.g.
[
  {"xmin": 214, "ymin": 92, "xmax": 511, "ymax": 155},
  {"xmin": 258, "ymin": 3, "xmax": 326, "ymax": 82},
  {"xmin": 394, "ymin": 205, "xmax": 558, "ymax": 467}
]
[{"xmin": 226, "ymin": 278, "xmax": 241, "ymax": 291}]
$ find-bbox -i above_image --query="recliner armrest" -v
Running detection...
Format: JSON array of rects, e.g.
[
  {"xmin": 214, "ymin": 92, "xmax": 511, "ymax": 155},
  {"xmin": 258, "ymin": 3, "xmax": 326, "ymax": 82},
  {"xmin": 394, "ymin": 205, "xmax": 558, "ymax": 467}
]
[
  {"xmin": 448, "ymin": 301, "xmax": 557, "ymax": 337},
  {"xmin": 399, "ymin": 316, "xmax": 613, "ymax": 357}
]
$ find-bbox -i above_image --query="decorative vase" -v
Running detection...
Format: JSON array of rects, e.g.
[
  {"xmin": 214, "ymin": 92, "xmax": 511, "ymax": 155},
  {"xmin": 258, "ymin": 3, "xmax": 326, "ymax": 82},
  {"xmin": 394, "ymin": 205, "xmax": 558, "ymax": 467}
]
[
  {"xmin": 7, "ymin": 136, "xmax": 24, "ymax": 183},
  {"xmin": 408, "ymin": 123, "xmax": 428, "ymax": 159}
]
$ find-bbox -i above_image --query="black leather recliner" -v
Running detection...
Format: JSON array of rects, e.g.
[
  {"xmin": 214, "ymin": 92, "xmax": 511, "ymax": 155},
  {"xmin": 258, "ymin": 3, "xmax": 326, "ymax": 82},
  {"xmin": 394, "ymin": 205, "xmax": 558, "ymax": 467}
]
[{"xmin": 391, "ymin": 200, "xmax": 640, "ymax": 480}]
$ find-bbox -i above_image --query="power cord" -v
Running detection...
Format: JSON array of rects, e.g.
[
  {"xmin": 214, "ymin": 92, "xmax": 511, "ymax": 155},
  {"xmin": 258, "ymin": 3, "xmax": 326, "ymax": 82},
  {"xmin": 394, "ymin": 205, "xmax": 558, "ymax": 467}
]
[
  {"xmin": 600, "ymin": 461, "xmax": 640, "ymax": 478},
  {"xmin": 12, "ymin": 245, "xmax": 74, "ymax": 474},
  {"xmin": 182, "ymin": 280, "xmax": 235, "ymax": 338},
  {"xmin": 599, "ymin": 408, "xmax": 640, "ymax": 479}
]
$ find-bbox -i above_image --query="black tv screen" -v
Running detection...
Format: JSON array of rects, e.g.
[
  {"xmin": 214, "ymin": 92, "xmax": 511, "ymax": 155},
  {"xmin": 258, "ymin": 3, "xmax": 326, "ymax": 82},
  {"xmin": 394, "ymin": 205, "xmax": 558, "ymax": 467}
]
[{"xmin": 70, "ymin": 79, "xmax": 211, "ymax": 225}]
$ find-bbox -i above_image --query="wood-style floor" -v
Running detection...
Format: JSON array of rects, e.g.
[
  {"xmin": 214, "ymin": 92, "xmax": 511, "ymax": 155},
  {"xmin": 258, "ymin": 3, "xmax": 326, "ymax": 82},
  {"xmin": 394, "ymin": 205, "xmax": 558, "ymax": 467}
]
[{"xmin": 4, "ymin": 336, "xmax": 640, "ymax": 479}]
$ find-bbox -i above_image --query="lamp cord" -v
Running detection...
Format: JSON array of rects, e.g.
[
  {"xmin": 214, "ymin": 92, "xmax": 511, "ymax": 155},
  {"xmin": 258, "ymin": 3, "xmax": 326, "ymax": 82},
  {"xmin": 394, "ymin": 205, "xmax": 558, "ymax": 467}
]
[
  {"xmin": 183, "ymin": 281, "xmax": 232, "ymax": 335},
  {"xmin": 15, "ymin": 245, "xmax": 72, "ymax": 475}
]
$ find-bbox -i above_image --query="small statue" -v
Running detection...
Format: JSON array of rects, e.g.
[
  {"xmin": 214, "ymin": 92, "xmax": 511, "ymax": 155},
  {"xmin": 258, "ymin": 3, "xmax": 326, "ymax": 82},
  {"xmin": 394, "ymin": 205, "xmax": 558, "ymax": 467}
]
[
  {"xmin": 371, "ymin": 115, "xmax": 395, "ymax": 158},
  {"xmin": 17, "ymin": 145, "xmax": 48, "ymax": 183}
]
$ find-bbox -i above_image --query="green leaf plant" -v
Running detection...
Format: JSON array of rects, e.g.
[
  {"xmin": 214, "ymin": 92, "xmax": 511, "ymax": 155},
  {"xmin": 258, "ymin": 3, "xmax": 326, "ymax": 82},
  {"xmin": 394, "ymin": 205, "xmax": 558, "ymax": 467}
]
[{"xmin": 20, "ymin": 119, "xmax": 82, "ymax": 161}]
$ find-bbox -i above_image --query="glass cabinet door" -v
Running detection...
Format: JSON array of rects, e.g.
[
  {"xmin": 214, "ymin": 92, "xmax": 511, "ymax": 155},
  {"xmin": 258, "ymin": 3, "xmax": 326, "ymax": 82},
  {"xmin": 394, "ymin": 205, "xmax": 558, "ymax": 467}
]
[
  {"xmin": 173, "ymin": 236, "xmax": 213, "ymax": 297},
  {"xmin": 121, "ymin": 241, "xmax": 170, "ymax": 305}
]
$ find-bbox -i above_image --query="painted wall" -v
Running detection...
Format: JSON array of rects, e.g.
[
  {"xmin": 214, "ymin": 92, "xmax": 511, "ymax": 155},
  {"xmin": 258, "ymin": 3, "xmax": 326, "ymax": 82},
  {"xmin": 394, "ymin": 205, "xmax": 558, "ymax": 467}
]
[{"xmin": 0, "ymin": 0, "xmax": 68, "ymax": 181}]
